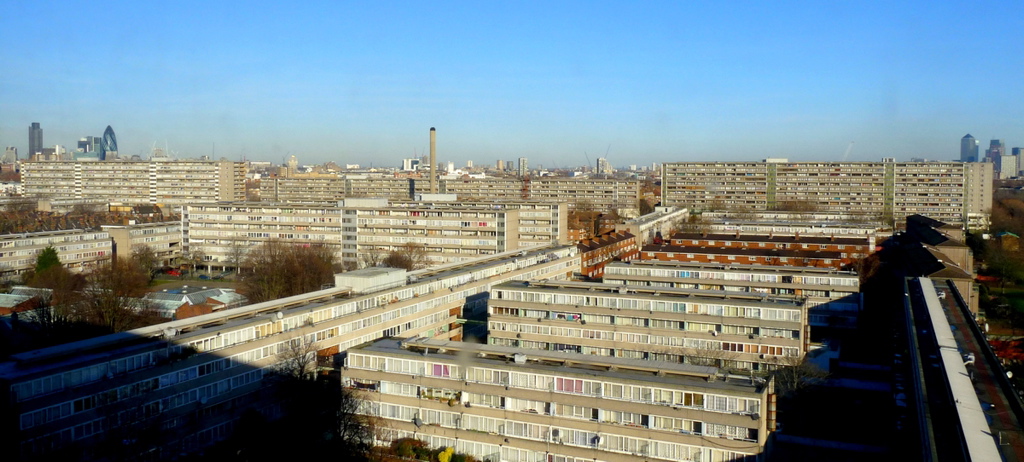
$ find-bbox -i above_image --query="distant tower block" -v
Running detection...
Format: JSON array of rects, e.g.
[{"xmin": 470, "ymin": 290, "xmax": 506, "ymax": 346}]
[
  {"xmin": 429, "ymin": 127, "xmax": 437, "ymax": 194},
  {"xmin": 100, "ymin": 125, "xmax": 118, "ymax": 161}
]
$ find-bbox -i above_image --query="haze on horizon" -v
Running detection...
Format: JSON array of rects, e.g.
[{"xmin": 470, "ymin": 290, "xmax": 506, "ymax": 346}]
[{"xmin": 2, "ymin": 1, "xmax": 1022, "ymax": 168}]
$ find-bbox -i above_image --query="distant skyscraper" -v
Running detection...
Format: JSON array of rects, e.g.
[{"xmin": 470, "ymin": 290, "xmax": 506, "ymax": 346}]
[
  {"xmin": 77, "ymin": 136, "xmax": 99, "ymax": 153},
  {"xmin": 466, "ymin": 160, "xmax": 473, "ymax": 168},
  {"xmin": 597, "ymin": 157, "xmax": 612, "ymax": 174},
  {"xmin": 986, "ymin": 139, "xmax": 1005, "ymax": 163},
  {"xmin": 518, "ymin": 157, "xmax": 528, "ymax": 177},
  {"xmin": 496, "ymin": 159, "xmax": 504, "ymax": 171},
  {"xmin": 402, "ymin": 158, "xmax": 420, "ymax": 171},
  {"xmin": 100, "ymin": 125, "xmax": 118, "ymax": 160},
  {"xmin": 28, "ymin": 122, "xmax": 42, "ymax": 156},
  {"xmin": 961, "ymin": 134, "xmax": 979, "ymax": 162},
  {"xmin": 997, "ymin": 154, "xmax": 1018, "ymax": 179},
  {"xmin": 2, "ymin": 147, "xmax": 16, "ymax": 164},
  {"xmin": 1013, "ymin": 147, "xmax": 1023, "ymax": 157}
]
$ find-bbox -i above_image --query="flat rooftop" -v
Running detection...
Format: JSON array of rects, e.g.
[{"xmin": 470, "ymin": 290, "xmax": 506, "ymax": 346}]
[
  {"xmin": 605, "ymin": 260, "xmax": 859, "ymax": 277},
  {"xmin": 356, "ymin": 337, "xmax": 768, "ymax": 394},
  {"xmin": 495, "ymin": 280, "xmax": 807, "ymax": 308}
]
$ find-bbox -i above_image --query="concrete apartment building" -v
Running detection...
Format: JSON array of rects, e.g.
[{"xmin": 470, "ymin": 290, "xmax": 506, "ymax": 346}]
[
  {"xmin": 352, "ymin": 200, "xmax": 523, "ymax": 266},
  {"xmin": 695, "ymin": 212, "xmax": 886, "ymax": 240},
  {"xmin": 602, "ymin": 261, "xmax": 861, "ymax": 330},
  {"xmin": 259, "ymin": 176, "xmax": 349, "ymax": 204},
  {"xmin": 183, "ymin": 200, "xmax": 567, "ymax": 270},
  {"xmin": 528, "ymin": 178, "xmax": 642, "ymax": 215},
  {"xmin": 346, "ymin": 338, "xmax": 771, "ymax": 462},
  {"xmin": 21, "ymin": 159, "xmax": 246, "ymax": 210},
  {"xmin": 661, "ymin": 160, "xmax": 993, "ymax": 229},
  {"xmin": 390, "ymin": 200, "xmax": 570, "ymax": 250},
  {"xmin": 618, "ymin": 206, "xmax": 689, "ymax": 245},
  {"xmin": 0, "ymin": 245, "xmax": 580, "ymax": 459},
  {"xmin": 668, "ymin": 232, "xmax": 873, "ymax": 257},
  {"xmin": 183, "ymin": 202, "xmax": 347, "ymax": 269},
  {"xmin": 487, "ymin": 280, "xmax": 806, "ymax": 371},
  {"xmin": 101, "ymin": 221, "xmax": 182, "ymax": 266},
  {"xmin": 641, "ymin": 245, "xmax": 853, "ymax": 270},
  {"xmin": 0, "ymin": 229, "xmax": 112, "ymax": 279},
  {"xmin": 260, "ymin": 176, "xmax": 642, "ymax": 215}
]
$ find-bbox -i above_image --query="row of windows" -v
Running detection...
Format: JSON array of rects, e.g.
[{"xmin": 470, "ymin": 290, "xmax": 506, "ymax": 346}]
[
  {"xmin": 373, "ymin": 405, "xmax": 747, "ymax": 462},
  {"xmin": 350, "ymin": 355, "xmax": 761, "ymax": 414},
  {"xmin": 491, "ymin": 298, "xmax": 801, "ymax": 323}
]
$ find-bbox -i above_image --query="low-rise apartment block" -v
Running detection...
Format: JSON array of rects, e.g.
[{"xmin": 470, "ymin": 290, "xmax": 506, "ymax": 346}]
[
  {"xmin": 619, "ymin": 206, "xmax": 689, "ymax": 245},
  {"xmin": 260, "ymin": 176, "xmax": 642, "ymax": 215},
  {"xmin": 390, "ymin": 200, "xmax": 570, "ymax": 249},
  {"xmin": 640, "ymin": 245, "xmax": 852, "ymax": 270},
  {"xmin": 488, "ymin": 280, "xmax": 807, "ymax": 371},
  {"xmin": 529, "ymin": 178, "xmax": 641, "ymax": 215},
  {"xmin": 259, "ymin": 176, "xmax": 348, "ymax": 204},
  {"xmin": 661, "ymin": 160, "xmax": 992, "ymax": 229},
  {"xmin": 0, "ymin": 229, "xmax": 112, "ymax": 279},
  {"xmin": 184, "ymin": 200, "xmax": 567, "ymax": 270},
  {"xmin": 101, "ymin": 221, "xmax": 182, "ymax": 266},
  {"xmin": 603, "ymin": 261, "xmax": 861, "ymax": 330},
  {"xmin": 668, "ymin": 232, "xmax": 873, "ymax": 258},
  {"xmin": 21, "ymin": 160, "xmax": 246, "ymax": 210},
  {"xmin": 183, "ymin": 202, "xmax": 346, "ymax": 268},
  {"xmin": 0, "ymin": 245, "xmax": 580, "ymax": 459},
  {"xmin": 346, "ymin": 338, "xmax": 771, "ymax": 462}
]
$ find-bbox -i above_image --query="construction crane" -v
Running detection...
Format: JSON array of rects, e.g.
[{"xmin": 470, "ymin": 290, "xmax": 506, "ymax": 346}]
[
  {"xmin": 583, "ymin": 151, "xmax": 591, "ymax": 173},
  {"xmin": 841, "ymin": 141, "xmax": 855, "ymax": 162}
]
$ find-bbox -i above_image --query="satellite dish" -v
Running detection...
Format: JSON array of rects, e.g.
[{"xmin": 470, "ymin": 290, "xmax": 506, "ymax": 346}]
[
  {"xmin": 200, "ymin": 397, "xmax": 208, "ymax": 405},
  {"xmin": 276, "ymin": 312, "xmax": 284, "ymax": 320},
  {"xmin": 412, "ymin": 417, "xmax": 423, "ymax": 427}
]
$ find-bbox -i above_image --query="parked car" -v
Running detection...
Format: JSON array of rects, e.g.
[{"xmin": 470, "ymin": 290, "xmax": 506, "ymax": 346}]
[
  {"xmin": 167, "ymin": 269, "xmax": 181, "ymax": 277},
  {"xmin": 199, "ymin": 274, "xmax": 210, "ymax": 280}
]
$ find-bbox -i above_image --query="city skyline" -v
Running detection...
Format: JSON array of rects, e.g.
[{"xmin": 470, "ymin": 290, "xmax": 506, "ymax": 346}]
[{"xmin": 2, "ymin": 2, "xmax": 1023, "ymax": 167}]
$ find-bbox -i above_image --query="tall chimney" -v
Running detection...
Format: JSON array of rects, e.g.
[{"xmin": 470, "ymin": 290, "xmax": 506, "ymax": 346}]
[{"xmin": 429, "ymin": 127, "xmax": 437, "ymax": 194}]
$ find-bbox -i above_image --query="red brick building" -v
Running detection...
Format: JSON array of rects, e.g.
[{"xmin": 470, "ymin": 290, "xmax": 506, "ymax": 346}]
[{"xmin": 578, "ymin": 231, "xmax": 639, "ymax": 279}]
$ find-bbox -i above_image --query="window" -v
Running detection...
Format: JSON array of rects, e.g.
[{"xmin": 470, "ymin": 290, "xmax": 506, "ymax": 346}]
[
  {"xmin": 555, "ymin": 377, "xmax": 583, "ymax": 393},
  {"xmin": 430, "ymin": 364, "xmax": 451, "ymax": 378}
]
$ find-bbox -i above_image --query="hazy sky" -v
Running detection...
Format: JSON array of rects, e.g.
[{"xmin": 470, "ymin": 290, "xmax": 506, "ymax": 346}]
[{"xmin": 2, "ymin": 1, "xmax": 1022, "ymax": 168}]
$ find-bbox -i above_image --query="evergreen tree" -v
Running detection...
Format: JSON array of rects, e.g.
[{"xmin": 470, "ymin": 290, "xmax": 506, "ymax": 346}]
[{"xmin": 35, "ymin": 245, "xmax": 61, "ymax": 273}]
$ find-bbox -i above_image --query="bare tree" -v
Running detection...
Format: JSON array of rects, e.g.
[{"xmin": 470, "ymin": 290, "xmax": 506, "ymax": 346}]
[
  {"xmin": 383, "ymin": 243, "xmax": 430, "ymax": 271},
  {"xmin": 81, "ymin": 258, "xmax": 162, "ymax": 332},
  {"xmin": 651, "ymin": 344, "xmax": 742, "ymax": 370},
  {"xmin": 225, "ymin": 240, "xmax": 249, "ymax": 272},
  {"xmin": 671, "ymin": 215, "xmax": 711, "ymax": 235},
  {"xmin": 4, "ymin": 197, "xmax": 36, "ymax": 213},
  {"xmin": 242, "ymin": 240, "xmax": 337, "ymax": 303},
  {"xmin": 684, "ymin": 345, "xmax": 742, "ymax": 369},
  {"xmin": 26, "ymin": 265, "xmax": 86, "ymax": 331},
  {"xmin": 276, "ymin": 336, "xmax": 319, "ymax": 380},
  {"xmin": 773, "ymin": 200, "xmax": 819, "ymax": 212},
  {"xmin": 187, "ymin": 247, "xmax": 207, "ymax": 275},
  {"xmin": 359, "ymin": 246, "xmax": 388, "ymax": 268},
  {"xmin": 769, "ymin": 354, "xmax": 828, "ymax": 398},
  {"xmin": 130, "ymin": 245, "xmax": 159, "ymax": 281}
]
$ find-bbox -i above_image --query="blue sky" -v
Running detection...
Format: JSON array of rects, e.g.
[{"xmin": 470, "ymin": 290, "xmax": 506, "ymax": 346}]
[{"xmin": 2, "ymin": 1, "xmax": 1022, "ymax": 168}]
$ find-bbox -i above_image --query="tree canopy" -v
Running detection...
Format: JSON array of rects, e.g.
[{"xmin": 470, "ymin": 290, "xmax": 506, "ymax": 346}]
[
  {"xmin": 241, "ymin": 240, "xmax": 337, "ymax": 303},
  {"xmin": 34, "ymin": 245, "xmax": 61, "ymax": 274}
]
